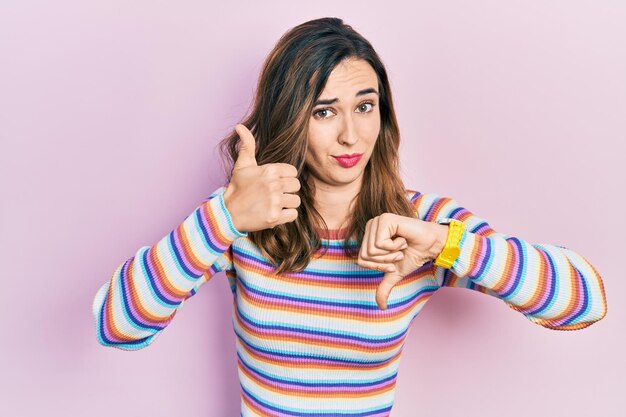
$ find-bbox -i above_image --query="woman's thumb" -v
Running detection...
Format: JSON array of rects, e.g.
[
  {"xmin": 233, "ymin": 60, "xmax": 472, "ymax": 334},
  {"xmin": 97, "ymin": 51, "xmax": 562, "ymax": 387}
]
[{"xmin": 234, "ymin": 124, "xmax": 258, "ymax": 168}]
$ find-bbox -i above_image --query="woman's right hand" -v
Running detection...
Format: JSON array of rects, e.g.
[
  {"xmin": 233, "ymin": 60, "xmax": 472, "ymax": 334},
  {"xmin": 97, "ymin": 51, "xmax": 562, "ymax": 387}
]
[{"xmin": 222, "ymin": 124, "xmax": 301, "ymax": 233}]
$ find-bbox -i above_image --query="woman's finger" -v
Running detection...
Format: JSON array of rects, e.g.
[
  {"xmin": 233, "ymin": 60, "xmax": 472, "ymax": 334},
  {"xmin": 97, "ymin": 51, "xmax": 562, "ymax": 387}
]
[
  {"xmin": 376, "ymin": 273, "xmax": 405, "ymax": 310},
  {"xmin": 393, "ymin": 236, "xmax": 408, "ymax": 250},
  {"xmin": 358, "ymin": 259, "xmax": 397, "ymax": 273},
  {"xmin": 367, "ymin": 216, "xmax": 379, "ymax": 255},
  {"xmin": 363, "ymin": 250, "xmax": 404, "ymax": 264},
  {"xmin": 360, "ymin": 219, "xmax": 373, "ymax": 260},
  {"xmin": 361, "ymin": 216, "xmax": 408, "ymax": 259},
  {"xmin": 370, "ymin": 215, "xmax": 408, "ymax": 254},
  {"xmin": 373, "ymin": 214, "xmax": 399, "ymax": 251}
]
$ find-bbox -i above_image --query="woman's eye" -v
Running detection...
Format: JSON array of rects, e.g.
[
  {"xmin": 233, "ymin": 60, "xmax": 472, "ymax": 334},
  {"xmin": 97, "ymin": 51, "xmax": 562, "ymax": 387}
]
[
  {"xmin": 313, "ymin": 102, "xmax": 375, "ymax": 120},
  {"xmin": 357, "ymin": 102, "xmax": 374, "ymax": 113},
  {"xmin": 314, "ymin": 109, "xmax": 333, "ymax": 119}
]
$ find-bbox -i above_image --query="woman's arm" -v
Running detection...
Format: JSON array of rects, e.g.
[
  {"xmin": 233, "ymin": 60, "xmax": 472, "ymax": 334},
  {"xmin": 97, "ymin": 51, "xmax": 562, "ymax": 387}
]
[
  {"xmin": 92, "ymin": 186, "xmax": 246, "ymax": 350},
  {"xmin": 411, "ymin": 190, "xmax": 608, "ymax": 330}
]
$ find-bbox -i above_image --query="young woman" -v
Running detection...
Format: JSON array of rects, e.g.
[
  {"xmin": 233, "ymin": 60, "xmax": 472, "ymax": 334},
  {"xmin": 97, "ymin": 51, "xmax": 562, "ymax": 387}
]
[{"xmin": 93, "ymin": 17, "xmax": 608, "ymax": 416}]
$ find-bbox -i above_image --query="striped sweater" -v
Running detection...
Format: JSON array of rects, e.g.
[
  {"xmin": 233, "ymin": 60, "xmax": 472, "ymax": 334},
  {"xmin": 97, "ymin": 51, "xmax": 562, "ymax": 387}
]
[{"xmin": 92, "ymin": 185, "xmax": 608, "ymax": 416}]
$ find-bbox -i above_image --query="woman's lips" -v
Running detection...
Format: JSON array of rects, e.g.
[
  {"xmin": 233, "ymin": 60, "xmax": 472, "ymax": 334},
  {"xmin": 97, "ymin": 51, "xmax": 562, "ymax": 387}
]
[{"xmin": 332, "ymin": 154, "xmax": 363, "ymax": 168}]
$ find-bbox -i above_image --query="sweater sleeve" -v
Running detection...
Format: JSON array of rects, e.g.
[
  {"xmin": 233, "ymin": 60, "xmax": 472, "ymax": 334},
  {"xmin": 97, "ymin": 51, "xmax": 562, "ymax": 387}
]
[
  {"xmin": 92, "ymin": 185, "xmax": 246, "ymax": 350},
  {"xmin": 411, "ymin": 191, "xmax": 608, "ymax": 331}
]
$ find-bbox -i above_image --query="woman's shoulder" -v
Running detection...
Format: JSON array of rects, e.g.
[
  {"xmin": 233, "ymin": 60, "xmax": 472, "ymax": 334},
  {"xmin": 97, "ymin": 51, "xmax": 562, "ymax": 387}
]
[
  {"xmin": 404, "ymin": 187, "xmax": 444, "ymax": 202},
  {"xmin": 404, "ymin": 188, "xmax": 420, "ymax": 198},
  {"xmin": 404, "ymin": 187, "xmax": 447, "ymax": 221},
  {"xmin": 404, "ymin": 187, "xmax": 428, "ymax": 203}
]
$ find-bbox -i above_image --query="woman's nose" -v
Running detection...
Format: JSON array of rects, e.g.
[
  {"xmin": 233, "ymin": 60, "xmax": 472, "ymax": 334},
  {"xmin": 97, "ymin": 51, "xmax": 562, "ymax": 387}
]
[{"xmin": 338, "ymin": 114, "xmax": 358, "ymax": 146}]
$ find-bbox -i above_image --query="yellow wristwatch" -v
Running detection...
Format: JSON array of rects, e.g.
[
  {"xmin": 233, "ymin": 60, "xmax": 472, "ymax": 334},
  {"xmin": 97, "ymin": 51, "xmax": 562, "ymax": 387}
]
[{"xmin": 434, "ymin": 218, "xmax": 466, "ymax": 269}]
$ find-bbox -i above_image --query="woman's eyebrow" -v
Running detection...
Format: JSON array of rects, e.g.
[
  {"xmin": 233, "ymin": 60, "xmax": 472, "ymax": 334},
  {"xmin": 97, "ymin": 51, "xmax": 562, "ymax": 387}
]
[{"xmin": 314, "ymin": 88, "xmax": 379, "ymax": 106}]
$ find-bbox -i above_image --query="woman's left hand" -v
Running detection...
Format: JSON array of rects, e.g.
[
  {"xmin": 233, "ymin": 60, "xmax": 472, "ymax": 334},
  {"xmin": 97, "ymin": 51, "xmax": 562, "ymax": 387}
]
[{"xmin": 357, "ymin": 213, "xmax": 446, "ymax": 310}]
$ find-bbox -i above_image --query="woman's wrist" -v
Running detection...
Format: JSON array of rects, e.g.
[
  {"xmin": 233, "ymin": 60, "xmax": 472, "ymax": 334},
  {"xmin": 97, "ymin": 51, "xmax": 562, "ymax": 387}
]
[
  {"xmin": 222, "ymin": 187, "xmax": 243, "ymax": 233},
  {"xmin": 428, "ymin": 223, "xmax": 449, "ymax": 262}
]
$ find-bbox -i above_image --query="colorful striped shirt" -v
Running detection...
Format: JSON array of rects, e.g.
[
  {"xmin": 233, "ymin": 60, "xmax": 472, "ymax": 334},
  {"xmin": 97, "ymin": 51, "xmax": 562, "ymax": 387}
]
[{"xmin": 92, "ymin": 185, "xmax": 608, "ymax": 416}]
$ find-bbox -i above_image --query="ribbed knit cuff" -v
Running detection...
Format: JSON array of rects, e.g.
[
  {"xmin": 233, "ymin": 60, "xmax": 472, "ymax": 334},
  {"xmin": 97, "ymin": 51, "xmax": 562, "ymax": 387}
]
[{"xmin": 210, "ymin": 190, "xmax": 248, "ymax": 241}]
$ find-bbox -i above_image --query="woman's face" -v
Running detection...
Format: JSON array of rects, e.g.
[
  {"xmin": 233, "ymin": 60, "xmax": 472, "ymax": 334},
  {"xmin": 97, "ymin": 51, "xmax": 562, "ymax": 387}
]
[{"xmin": 306, "ymin": 58, "xmax": 381, "ymax": 189}]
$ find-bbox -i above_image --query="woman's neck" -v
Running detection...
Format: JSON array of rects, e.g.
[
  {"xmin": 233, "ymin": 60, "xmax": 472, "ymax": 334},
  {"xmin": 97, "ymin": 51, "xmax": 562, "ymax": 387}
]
[{"xmin": 310, "ymin": 178, "xmax": 361, "ymax": 229}]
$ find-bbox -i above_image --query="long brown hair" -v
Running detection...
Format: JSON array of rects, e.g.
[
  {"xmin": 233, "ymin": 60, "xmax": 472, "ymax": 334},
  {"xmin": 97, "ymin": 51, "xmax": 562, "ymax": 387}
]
[{"xmin": 217, "ymin": 17, "xmax": 415, "ymax": 274}]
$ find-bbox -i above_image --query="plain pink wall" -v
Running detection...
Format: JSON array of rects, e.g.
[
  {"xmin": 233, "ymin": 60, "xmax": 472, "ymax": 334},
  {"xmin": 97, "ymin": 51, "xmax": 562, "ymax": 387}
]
[{"xmin": 1, "ymin": 1, "xmax": 624, "ymax": 416}]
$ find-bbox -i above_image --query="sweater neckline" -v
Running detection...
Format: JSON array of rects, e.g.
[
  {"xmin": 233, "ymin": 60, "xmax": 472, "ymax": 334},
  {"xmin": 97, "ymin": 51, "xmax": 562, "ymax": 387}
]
[{"xmin": 314, "ymin": 226, "xmax": 353, "ymax": 241}]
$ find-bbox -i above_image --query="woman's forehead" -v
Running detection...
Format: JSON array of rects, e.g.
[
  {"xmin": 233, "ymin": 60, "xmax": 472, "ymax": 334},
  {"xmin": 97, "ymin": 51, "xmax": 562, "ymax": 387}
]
[{"xmin": 318, "ymin": 60, "xmax": 378, "ymax": 100}]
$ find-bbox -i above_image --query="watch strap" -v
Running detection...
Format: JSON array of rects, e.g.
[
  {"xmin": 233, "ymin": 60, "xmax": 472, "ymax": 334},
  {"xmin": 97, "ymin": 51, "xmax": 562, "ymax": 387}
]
[{"xmin": 434, "ymin": 219, "xmax": 466, "ymax": 269}]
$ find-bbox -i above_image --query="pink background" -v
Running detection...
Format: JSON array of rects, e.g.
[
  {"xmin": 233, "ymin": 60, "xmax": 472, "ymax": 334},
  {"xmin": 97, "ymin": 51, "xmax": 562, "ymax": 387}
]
[{"xmin": 1, "ymin": 1, "xmax": 624, "ymax": 416}]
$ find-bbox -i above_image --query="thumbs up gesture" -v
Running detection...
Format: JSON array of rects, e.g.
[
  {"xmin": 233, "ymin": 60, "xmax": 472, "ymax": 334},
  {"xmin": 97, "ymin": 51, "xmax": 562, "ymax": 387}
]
[{"xmin": 222, "ymin": 124, "xmax": 302, "ymax": 233}]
